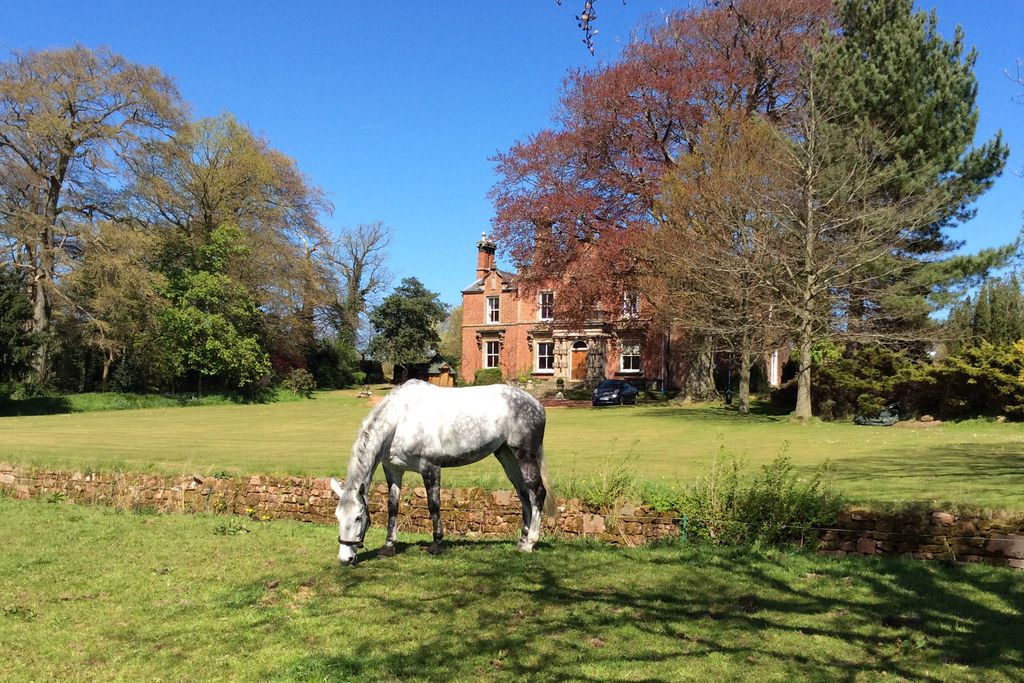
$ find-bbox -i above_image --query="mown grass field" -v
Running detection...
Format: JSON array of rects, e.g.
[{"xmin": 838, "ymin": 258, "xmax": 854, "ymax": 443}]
[
  {"xmin": 1, "ymin": 498, "xmax": 1021, "ymax": 682},
  {"xmin": 1, "ymin": 389, "xmax": 1023, "ymax": 508}
]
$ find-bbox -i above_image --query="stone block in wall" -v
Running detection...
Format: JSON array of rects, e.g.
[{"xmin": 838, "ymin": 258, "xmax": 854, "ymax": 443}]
[
  {"xmin": 986, "ymin": 534, "xmax": 1024, "ymax": 559},
  {"xmin": 931, "ymin": 511, "xmax": 955, "ymax": 526},
  {"xmin": 582, "ymin": 514, "xmax": 606, "ymax": 535},
  {"xmin": 856, "ymin": 537, "xmax": 877, "ymax": 555},
  {"xmin": 491, "ymin": 490, "xmax": 514, "ymax": 507}
]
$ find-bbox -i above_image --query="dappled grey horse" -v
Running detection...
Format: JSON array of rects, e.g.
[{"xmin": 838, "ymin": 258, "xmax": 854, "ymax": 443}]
[{"xmin": 331, "ymin": 380, "xmax": 556, "ymax": 565}]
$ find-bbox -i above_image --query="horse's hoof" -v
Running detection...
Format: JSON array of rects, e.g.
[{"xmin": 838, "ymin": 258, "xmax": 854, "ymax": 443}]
[
  {"xmin": 377, "ymin": 545, "xmax": 396, "ymax": 558},
  {"xmin": 428, "ymin": 541, "xmax": 444, "ymax": 555},
  {"xmin": 517, "ymin": 542, "xmax": 535, "ymax": 553}
]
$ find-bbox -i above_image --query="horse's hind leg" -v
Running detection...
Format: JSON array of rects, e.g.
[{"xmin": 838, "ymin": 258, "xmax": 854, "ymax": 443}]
[
  {"xmin": 495, "ymin": 446, "xmax": 542, "ymax": 552},
  {"xmin": 421, "ymin": 464, "xmax": 444, "ymax": 555},
  {"xmin": 378, "ymin": 466, "xmax": 403, "ymax": 559}
]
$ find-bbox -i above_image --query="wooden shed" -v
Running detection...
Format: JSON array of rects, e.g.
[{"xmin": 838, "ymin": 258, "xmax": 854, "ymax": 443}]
[
  {"xmin": 396, "ymin": 353, "xmax": 455, "ymax": 387},
  {"xmin": 425, "ymin": 354, "xmax": 455, "ymax": 387}
]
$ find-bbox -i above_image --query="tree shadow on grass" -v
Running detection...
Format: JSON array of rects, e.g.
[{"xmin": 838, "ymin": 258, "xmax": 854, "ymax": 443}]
[
  {"xmin": 0, "ymin": 395, "xmax": 72, "ymax": 417},
  {"xmin": 628, "ymin": 403, "xmax": 786, "ymax": 424},
  {"xmin": 227, "ymin": 540, "xmax": 1024, "ymax": 682},
  {"xmin": 830, "ymin": 444, "xmax": 1024, "ymax": 509}
]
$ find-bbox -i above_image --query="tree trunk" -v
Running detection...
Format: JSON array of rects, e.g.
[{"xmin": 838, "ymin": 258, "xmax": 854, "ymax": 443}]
[
  {"xmin": 737, "ymin": 331, "xmax": 752, "ymax": 415},
  {"xmin": 794, "ymin": 119, "xmax": 817, "ymax": 422},
  {"xmin": 794, "ymin": 327, "xmax": 813, "ymax": 421},
  {"xmin": 101, "ymin": 354, "xmax": 112, "ymax": 389},
  {"xmin": 29, "ymin": 230, "xmax": 54, "ymax": 384},
  {"xmin": 680, "ymin": 336, "xmax": 717, "ymax": 401}
]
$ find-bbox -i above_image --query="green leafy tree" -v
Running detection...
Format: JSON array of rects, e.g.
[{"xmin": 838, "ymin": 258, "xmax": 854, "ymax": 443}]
[
  {"xmin": 157, "ymin": 225, "xmax": 270, "ymax": 393},
  {"xmin": 767, "ymin": 0, "xmax": 1013, "ymax": 420},
  {"xmin": 437, "ymin": 305, "xmax": 463, "ymax": 376},
  {"xmin": 367, "ymin": 277, "xmax": 447, "ymax": 382},
  {"xmin": 0, "ymin": 268, "xmax": 37, "ymax": 392},
  {"xmin": 133, "ymin": 113, "xmax": 331, "ymax": 371}
]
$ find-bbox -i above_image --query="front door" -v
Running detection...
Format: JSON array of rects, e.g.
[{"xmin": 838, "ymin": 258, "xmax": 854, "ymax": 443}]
[{"xmin": 572, "ymin": 349, "xmax": 588, "ymax": 380}]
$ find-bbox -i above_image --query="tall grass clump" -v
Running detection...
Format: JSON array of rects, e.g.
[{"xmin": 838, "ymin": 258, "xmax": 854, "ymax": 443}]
[
  {"xmin": 684, "ymin": 448, "xmax": 843, "ymax": 545},
  {"xmin": 559, "ymin": 444, "xmax": 642, "ymax": 509}
]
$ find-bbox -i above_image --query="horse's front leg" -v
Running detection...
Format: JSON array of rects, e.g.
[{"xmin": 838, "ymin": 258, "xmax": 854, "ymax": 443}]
[
  {"xmin": 378, "ymin": 466, "xmax": 403, "ymax": 558},
  {"xmin": 421, "ymin": 464, "xmax": 444, "ymax": 555}
]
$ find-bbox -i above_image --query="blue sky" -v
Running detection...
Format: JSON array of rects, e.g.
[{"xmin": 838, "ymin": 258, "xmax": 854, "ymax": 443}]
[{"xmin": 4, "ymin": 1, "xmax": 1022, "ymax": 306}]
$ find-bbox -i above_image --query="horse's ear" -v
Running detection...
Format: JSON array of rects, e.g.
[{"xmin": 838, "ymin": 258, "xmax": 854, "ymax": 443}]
[{"xmin": 330, "ymin": 478, "xmax": 344, "ymax": 499}]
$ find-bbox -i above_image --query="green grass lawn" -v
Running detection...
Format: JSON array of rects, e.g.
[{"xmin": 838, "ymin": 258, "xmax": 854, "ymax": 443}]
[
  {"xmin": 1, "ymin": 389, "xmax": 1023, "ymax": 508},
  {"xmin": 1, "ymin": 498, "xmax": 1021, "ymax": 681}
]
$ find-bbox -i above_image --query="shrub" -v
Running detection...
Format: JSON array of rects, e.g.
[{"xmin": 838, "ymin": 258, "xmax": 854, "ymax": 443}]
[
  {"xmin": 770, "ymin": 341, "xmax": 1024, "ymax": 421},
  {"xmin": 307, "ymin": 338, "xmax": 361, "ymax": 389},
  {"xmin": 473, "ymin": 368, "xmax": 503, "ymax": 385},
  {"xmin": 928, "ymin": 341, "xmax": 1024, "ymax": 420},
  {"xmin": 684, "ymin": 451, "xmax": 843, "ymax": 546},
  {"xmin": 769, "ymin": 344, "xmax": 930, "ymax": 419},
  {"xmin": 282, "ymin": 368, "xmax": 316, "ymax": 398}
]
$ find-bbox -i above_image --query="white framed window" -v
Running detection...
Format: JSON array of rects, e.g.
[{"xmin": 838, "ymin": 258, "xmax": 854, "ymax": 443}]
[
  {"xmin": 487, "ymin": 296, "xmax": 500, "ymax": 323},
  {"xmin": 536, "ymin": 342, "xmax": 554, "ymax": 372},
  {"xmin": 620, "ymin": 341, "xmax": 641, "ymax": 372},
  {"xmin": 622, "ymin": 292, "xmax": 640, "ymax": 318},
  {"xmin": 539, "ymin": 291, "xmax": 554, "ymax": 321},
  {"xmin": 485, "ymin": 340, "xmax": 501, "ymax": 368}
]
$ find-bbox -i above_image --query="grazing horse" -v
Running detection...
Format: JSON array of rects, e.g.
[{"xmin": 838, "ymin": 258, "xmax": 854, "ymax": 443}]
[{"xmin": 331, "ymin": 380, "xmax": 556, "ymax": 565}]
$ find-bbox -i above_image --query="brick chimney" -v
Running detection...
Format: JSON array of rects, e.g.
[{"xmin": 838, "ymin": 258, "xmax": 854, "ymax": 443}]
[{"xmin": 476, "ymin": 232, "xmax": 496, "ymax": 280}]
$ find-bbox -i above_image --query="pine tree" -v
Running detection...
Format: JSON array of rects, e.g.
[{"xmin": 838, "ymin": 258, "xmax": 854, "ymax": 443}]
[
  {"xmin": 818, "ymin": 0, "xmax": 1012, "ymax": 329},
  {"xmin": 946, "ymin": 274, "xmax": 1024, "ymax": 349}
]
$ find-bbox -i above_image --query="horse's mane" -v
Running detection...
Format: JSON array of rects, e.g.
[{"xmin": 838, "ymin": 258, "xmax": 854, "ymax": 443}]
[{"xmin": 345, "ymin": 385, "xmax": 415, "ymax": 489}]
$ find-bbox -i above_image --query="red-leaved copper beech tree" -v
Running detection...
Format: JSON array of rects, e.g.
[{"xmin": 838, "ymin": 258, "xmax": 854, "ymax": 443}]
[{"xmin": 489, "ymin": 0, "xmax": 833, "ymax": 398}]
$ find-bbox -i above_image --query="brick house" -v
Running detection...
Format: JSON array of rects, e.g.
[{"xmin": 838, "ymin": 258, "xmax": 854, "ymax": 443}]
[{"xmin": 460, "ymin": 233, "xmax": 786, "ymax": 391}]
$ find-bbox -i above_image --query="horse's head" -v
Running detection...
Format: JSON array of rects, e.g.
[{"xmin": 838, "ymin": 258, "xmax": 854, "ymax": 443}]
[{"xmin": 330, "ymin": 478, "xmax": 369, "ymax": 566}]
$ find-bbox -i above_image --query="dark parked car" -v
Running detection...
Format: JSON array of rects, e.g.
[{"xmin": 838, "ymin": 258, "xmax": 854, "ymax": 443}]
[{"xmin": 591, "ymin": 379, "xmax": 639, "ymax": 406}]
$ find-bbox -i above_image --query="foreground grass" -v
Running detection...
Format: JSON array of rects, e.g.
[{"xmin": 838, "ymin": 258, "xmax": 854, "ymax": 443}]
[
  {"xmin": 1, "ymin": 390, "xmax": 1023, "ymax": 508},
  {"xmin": 1, "ymin": 498, "xmax": 1021, "ymax": 681}
]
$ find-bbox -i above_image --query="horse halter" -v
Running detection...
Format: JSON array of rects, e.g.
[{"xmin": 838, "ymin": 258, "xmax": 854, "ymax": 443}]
[{"xmin": 338, "ymin": 493, "xmax": 370, "ymax": 548}]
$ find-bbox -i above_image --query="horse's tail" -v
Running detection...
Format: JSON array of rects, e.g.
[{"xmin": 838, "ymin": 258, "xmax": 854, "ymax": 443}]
[{"xmin": 539, "ymin": 447, "xmax": 557, "ymax": 517}]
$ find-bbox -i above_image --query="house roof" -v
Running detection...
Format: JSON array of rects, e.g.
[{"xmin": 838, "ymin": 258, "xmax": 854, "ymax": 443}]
[{"xmin": 461, "ymin": 269, "xmax": 517, "ymax": 294}]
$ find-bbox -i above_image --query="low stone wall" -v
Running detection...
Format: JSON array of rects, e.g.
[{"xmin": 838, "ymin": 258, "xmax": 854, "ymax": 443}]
[
  {"xmin": 0, "ymin": 463, "xmax": 678, "ymax": 546},
  {"xmin": 2, "ymin": 463, "xmax": 1021, "ymax": 568},
  {"xmin": 818, "ymin": 508, "xmax": 1024, "ymax": 569}
]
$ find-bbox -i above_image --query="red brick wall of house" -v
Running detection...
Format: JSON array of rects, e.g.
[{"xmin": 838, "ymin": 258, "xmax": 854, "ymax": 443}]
[
  {"xmin": 461, "ymin": 269, "xmax": 538, "ymax": 384},
  {"xmin": 459, "ymin": 236, "xmax": 785, "ymax": 390}
]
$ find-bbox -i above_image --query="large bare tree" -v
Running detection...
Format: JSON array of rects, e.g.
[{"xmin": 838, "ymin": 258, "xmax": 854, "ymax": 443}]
[
  {"xmin": 0, "ymin": 46, "xmax": 185, "ymax": 381},
  {"xmin": 322, "ymin": 221, "xmax": 392, "ymax": 348},
  {"xmin": 654, "ymin": 115, "xmax": 787, "ymax": 414}
]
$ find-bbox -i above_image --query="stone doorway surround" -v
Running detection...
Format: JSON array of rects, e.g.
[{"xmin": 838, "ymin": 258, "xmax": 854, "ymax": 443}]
[{"xmin": 571, "ymin": 340, "xmax": 588, "ymax": 381}]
